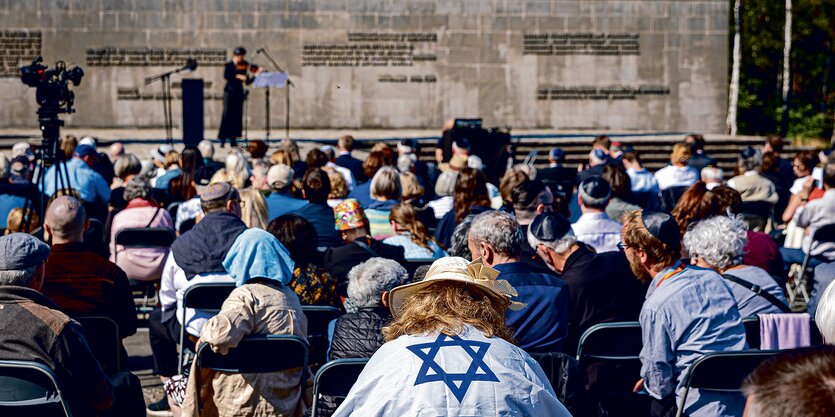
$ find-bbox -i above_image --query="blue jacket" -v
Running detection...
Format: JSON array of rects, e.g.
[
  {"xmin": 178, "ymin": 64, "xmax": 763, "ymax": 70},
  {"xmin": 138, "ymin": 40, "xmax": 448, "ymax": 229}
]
[
  {"xmin": 41, "ymin": 158, "xmax": 111, "ymax": 203},
  {"xmin": 493, "ymin": 261, "xmax": 570, "ymax": 353},
  {"xmin": 265, "ymin": 192, "xmax": 307, "ymax": 221},
  {"xmin": 291, "ymin": 203, "xmax": 342, "ymax": 248},
  {"xmin": 335, "ymin": 153, "xmax": 365, "ymax": 183}
]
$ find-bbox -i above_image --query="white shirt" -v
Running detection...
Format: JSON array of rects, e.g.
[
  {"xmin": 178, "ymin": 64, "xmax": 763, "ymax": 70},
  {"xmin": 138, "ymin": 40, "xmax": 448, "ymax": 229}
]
[
  {"xmin": 572, "ymin": 211, "xmax": 623, "ymax": 253},
  {"xmin": 427, "ymin": 196, "xmax": 453, "ymax": 219},
  {"xmin": 790, "ymin": 175, "xmax": 810, "ymax": 195},
  {"xmin": 326, "ymin": 161, "xmax": 356, "ymax": 191},
  {"xmin": 160, "ymin": 252, "xmax": 235, "ymax": 337},
  {"xmin": 627, "ymin": 167, "xmax": 659, "ymax": 193},
  {"xmin": 653, "ymin": 165, "xmax": 699, "ymax": 191}
]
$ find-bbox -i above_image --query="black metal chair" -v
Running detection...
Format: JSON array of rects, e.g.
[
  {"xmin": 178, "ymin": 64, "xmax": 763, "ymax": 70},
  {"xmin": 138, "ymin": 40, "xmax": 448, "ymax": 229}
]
[
  {"xmin": 676, "ymin": 351, "xmax": 778, "ymax": 417},
  {"xmin": 659, "ymin": 185, "xmax": 690, "ymax": 213},
  {"xmin": 194, "ymin": 335, "xmax": 309, "ymax": 415},
  {"xmin": 302, "ymin": 306, "xmax": 342, "ymax": 370},
  {"xmin": 75, "ymin": 316, "xmax": 121, "ymax": 375},
  {"xmin": 311, "ymin": 358, "xmax": 368, "ymax": 417},
  {"xmin": 114, "ymin": 227, "xmax": 176, "ymax": 313},
  {"xmin": 0, "ymin": 360, "xmax": 73, "ymax": 417},
  {"xmin": 576, "ymin": 321, "xmax": 643, "ymax": 361},
  {"xmin": 790, "ymin": 223, "xmax": 835, "ymax": 304},
  {"xmin": 742, "ymin": 315, "xmax": 823, "ymax": 349},
  {"xmin": 179, "ymin": 282, "xmax": 237, "ymax": 373}
]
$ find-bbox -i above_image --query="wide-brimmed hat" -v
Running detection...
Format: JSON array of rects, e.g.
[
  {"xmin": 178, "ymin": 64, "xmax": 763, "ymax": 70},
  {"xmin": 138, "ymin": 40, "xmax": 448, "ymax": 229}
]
[{"xmin": 387, "ymin": 257, "xmax": 525, "ymax": 318}]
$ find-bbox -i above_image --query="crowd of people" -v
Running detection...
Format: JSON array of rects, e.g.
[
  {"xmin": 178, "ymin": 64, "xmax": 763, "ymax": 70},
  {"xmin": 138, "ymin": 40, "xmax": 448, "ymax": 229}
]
[{"xmin": 0, "ymin": 130, "xmax": 833, "ymax": 417}]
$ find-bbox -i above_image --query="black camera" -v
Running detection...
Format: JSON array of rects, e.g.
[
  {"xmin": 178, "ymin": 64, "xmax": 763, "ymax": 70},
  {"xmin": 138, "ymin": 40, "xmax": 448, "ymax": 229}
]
[{"xmin": 20, "ymin": 56, "xmax": 84, "ymax": 116}]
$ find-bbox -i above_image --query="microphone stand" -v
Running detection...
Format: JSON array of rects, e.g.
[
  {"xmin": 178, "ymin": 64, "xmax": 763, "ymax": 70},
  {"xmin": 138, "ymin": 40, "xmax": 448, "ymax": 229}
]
[
  {"xmin": 255, "ymin": 46, "xmax": 294, "ymax": 142},
  {"xmin": 145, "ymin": 62, "xmax": 195, "ymax": 144}
]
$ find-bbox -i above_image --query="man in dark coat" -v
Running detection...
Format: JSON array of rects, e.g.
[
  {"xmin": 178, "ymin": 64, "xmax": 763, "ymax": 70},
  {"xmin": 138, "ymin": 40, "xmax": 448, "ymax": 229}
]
[{"xmin": 335, "ymin": 135, "xmax": 365, "ymax": 183}]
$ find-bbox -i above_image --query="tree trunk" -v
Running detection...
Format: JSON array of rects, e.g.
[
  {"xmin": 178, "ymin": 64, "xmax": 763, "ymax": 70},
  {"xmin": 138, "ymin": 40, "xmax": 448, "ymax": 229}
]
[
  {"xmin": 727, "ymin": 0, "xmax": 742, "ymax": 136},
  {"xmin": 780, "ymin": 0, "xmax": 792, "ymax": 137}
]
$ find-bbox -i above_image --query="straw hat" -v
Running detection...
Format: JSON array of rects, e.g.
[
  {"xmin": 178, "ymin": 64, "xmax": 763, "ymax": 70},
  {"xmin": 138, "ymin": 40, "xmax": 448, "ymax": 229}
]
[{"xmin": 387, "ymin": 257, "xmax": 525, "ymax": 318}]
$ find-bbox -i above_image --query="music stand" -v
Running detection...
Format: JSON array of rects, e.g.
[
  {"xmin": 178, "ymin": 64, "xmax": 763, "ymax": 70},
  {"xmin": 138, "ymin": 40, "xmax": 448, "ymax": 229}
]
[
  {"xmin": 252, "ymin": 71, "xmax": 289, "ymax": 144},
  {"xmin": 254, "ymin": 47, "xmax": 294, "ymax": 142}
]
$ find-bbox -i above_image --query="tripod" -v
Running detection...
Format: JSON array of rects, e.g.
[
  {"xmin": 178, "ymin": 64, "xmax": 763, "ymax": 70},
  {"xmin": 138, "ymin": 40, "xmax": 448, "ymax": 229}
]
[{"xmin": 19, "ymin": 110, "xmax": 73, "ymax": 234}]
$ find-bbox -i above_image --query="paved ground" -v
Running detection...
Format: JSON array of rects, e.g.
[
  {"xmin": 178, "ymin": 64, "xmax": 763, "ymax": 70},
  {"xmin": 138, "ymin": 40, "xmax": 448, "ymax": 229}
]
[{"xmin": 124, "ymin": 328, "xmax": 167, "ymax": 412}]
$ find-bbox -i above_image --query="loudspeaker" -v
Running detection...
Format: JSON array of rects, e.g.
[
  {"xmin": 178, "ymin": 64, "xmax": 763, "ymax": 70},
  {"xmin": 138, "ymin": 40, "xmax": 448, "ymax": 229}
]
[{"xmin": 181, "ymin": 78, "xmax": 204, "ymax": 147}]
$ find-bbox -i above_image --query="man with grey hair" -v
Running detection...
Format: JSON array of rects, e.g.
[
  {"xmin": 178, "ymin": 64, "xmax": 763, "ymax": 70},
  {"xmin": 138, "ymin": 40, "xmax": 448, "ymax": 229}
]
[
  {"xmin": 249, "ymin": 159, "xmax": 271, "ymax": 191},
  {"xmin": 0, "ymin": 233, "xmax": 115, "ymax": 414},
  {"xmin": 684, "ymin": 215, "xmax": 789, "ymax": 316},
  {"xmin": 727, "ymin": 146, "xmax": 778, "ymax": 218},
  {"xmin": 468, "ymin": 209, "xmax": 569, "ymax": 352},
  {"xmin": 198, "ymin": 139, "xmax": 224, "ymax": 173},
  {"xmin": 329, "ymin": 258, "xmax": 408, "ymax": 361},
  {"xmin": 700, "ymin": 166, "xmax": 724, "ymax": 190},
  {"xmin": 571, "ymin": 176, "xmax": 623, "ymax": 253}
]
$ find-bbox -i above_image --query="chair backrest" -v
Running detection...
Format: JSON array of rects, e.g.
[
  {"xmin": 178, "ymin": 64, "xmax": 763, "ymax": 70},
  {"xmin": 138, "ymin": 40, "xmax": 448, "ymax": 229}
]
[
  {"xmin": 114, "ymin": 227, "xmax": 176, "ymax": 248},
  {"xmin": 660, "ymin": 186, "xmax": 689, "ymax": 213},
  {"xmin": 75, "ymin": 316, "xmax": 121, "ymax": 374},
  {"xmin": 196, "ymin": 335, "xmax": 309, "ymax": 373},
  {"xmin": 182, "ymin": 282, "xmax": 237, "ymax": 312},
  {"xmin": 739, "ymin": 201, "xmax": 774, "ymax": 217},
  {"xmin": 311, "ymin": 358, "xmax": 368, "ymax": 417},
  {"xmin": 812, "ymin": 223, "xmax": 835, "ymax": 245},
  {"xmin": 302, "ymin": 306, "xmax": 343, "ymax": 368},
  {"xmin": 0, "ymin": 360, "xmax": 73, "ymax": 417},
  {"xmin": 676, "ymin": 351, "xmax": 777, "ymax": 417},
  {"xmin": 167, "ymin": 202, "xmax": 180, "ymax": 220},
  {"xmin": 743, "ymin": 315, "xmax": 823, "ymax": 349},
  {"xmin": 576, "ymin": 321, "xmax": 643, "ymax": 361}
]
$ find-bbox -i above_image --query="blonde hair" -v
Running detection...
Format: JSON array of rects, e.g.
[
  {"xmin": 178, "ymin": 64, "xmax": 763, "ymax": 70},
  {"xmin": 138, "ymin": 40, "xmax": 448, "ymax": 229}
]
[
  {"xmin": 270, "ymin": 149, "xmax": 294, "ymax": 167},
  {"xmin": 383, "ymin": 281, "xmax": 514, "ymax": 342},
  {"xmin": 370, "ymin": 166, "xmax": 401, "ymax": 201},
  {"xmin": 399, "ymin": 171, "xmax": 425, "ymax": 201},
  {"xmin": 6, "ymin": 207, "xmax": 40, "ymax": 234},
  {"xmin": 163, "ymin": 150, "xmax": 180, "ymax": 168},
  {"xmin": 389, "ymin": 203, "xmax": 438, "ymax": 249},
  {"xmin": 210, "ymin": 168, "xmax": 246, "ymax": 189},
  {"xmin": 239, "ymin": 188, "xmax": 268, "ymax": 229},
  {"xmin": 671, "ymin": 143, "xmax": 691, "ymax": 166},
  {"xmin": 323, "ymin": 167, "xmax": 348, "ymax": 199}
]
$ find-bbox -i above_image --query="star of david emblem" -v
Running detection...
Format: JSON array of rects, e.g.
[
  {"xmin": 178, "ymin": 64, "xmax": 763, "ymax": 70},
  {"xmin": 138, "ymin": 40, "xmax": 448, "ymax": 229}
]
[{"xmin": 406, "ymin": 333, "xmax": 499, "ymax": 402}]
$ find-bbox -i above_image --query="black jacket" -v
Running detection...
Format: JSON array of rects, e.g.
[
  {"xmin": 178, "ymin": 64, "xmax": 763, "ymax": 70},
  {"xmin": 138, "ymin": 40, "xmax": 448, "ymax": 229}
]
[
  {"xmin": 170, "ymin": 211, "xmax": 248, "ymax": 280},
  {"xmin": 329, "ymin": 306, "xmax": 391, "ymax": 361},
  {"xmin": 323, "ymin": 238, "xmax": 406, "ymax": 296},
  {"xmin": 335, "ymin": 154, "xmax": 365, "ymax": 183},
  {"xmin": 0, "ymin": 286, "xmax": 114, "ymax": 414}
]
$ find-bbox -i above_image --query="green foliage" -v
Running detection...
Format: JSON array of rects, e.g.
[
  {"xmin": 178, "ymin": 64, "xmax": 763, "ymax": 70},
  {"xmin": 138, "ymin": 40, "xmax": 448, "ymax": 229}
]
[{"xmin": 734, "ymin": 0, "xmax": 835, "ymax": 139}]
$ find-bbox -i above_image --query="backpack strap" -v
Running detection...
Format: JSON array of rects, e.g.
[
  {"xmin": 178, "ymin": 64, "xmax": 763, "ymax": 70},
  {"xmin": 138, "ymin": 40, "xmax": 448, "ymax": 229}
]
[{"xmin": 723, "ymin": 273, "xmax": 792, "ymax": 314}]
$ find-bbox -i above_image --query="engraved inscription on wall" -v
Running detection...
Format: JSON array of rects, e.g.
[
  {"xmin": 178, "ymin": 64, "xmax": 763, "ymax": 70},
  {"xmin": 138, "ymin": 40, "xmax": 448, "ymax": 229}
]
[
  {"xmin": 302, "ymin": 32, "xmax": 437, "ymax": 67},
  {"xmin": 86, "ymin": 48, "xmax": 227, "ymax": 67},
  {"xmin": 0, "ymin": 31, "xmax": 42, "ymax": 77},
  {"xmin": 537, "ymin": 86, "xmax": 670, "ymax": 100},
  {"xmin": 524, "ymin": 33, "xmax": 640, "ymax": 56}
]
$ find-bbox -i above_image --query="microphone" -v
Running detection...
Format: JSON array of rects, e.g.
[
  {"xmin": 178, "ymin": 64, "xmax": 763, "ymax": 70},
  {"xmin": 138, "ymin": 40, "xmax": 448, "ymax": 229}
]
[
  {"xmin": 255, "ymin": 46, "xmax": 266, "ymax": 54},
  {"xmin": 182, "ymin": 58, "xmax": 198, "ymax": 72}
]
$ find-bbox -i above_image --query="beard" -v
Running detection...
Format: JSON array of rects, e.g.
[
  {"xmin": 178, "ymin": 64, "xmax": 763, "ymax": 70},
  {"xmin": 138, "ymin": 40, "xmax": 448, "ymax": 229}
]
[{"xmin": 626, "ymin": 249, "xmax": 653, "ymax": 283}]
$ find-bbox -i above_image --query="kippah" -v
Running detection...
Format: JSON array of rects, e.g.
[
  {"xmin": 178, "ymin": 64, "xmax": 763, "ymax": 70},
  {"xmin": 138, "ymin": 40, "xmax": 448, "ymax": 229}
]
[
  {"xmin": 529, "ymin": 212, "xmax": 572, "ymax": 242},
  {"xmin": 578, "ymin": 176, "xmax": 611, "ymax": 201},
  {"xmin": 640, "ymin": 211, "xmax": 680, "ymax": 245},
  {"xmin": 740, "ymin": 146, "xmax": 758, "ymax": 159},
  {"xmin": 549, "ymin": 147, "xmax": 565, "ymax": 161},
  {"xmin": 200, "ymin": 182, "xmax": 233, "ymax": 203}
]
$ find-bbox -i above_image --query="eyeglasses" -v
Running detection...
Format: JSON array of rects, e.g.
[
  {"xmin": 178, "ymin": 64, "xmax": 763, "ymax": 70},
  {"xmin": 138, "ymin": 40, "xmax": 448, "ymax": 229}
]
[{"xmin": 616, "ymin": 242, "xmax": 629, "ymax": 251}]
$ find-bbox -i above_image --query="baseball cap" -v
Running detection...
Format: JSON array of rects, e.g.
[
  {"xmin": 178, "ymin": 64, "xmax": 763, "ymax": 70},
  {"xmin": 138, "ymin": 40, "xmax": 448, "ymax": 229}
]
[{"xmin": 267, "ymin": 164, "xmax": 294, "ymax": 189}]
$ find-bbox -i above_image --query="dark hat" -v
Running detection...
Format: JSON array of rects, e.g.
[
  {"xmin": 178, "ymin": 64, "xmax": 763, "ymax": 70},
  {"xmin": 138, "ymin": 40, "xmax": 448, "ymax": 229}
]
[
  {"xmin": 740, "ymin": 146, "xmax": 758, "ymax": 159},
  {"xmin": 194, "ymin": 165, "xmax": 217, "ymax": 187},
  {"xmin": 549, "ymin": 147, "xmax": 565, "ymax": 162},
  {"xmin": 578, "ymin": 176, "xmax": 611, "ymax": 201},
  {"xmin": 0, "ymin": 233, "xmax": 50, "ymax": 271},
  {"xmin": 74, "ymin": 144, "xmax": 97, "ymax": 158},
  {"xmin": 233, "ymin": 46, "xmax": 247, "ymax": 55},
  {"xmin": 200, "ymin": 182, "xmax": 235, "ymax": 203},
  {"xmin": 640, "ymin": 211, "xmax": 680, "ymax": 245},
  {"xmin": 529, "ymin": 212, "xmax": 572, "ymax": 243}
]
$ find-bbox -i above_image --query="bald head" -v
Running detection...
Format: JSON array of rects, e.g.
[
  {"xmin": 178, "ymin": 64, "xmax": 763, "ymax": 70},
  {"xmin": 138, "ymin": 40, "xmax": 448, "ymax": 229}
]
[
  {"xmin": 109, "ymin": 142, "xmax": 125, "ymax": 161},
  {"xmin": 45, "ymin": 196, "xmax": 87, "ymax": 242}
]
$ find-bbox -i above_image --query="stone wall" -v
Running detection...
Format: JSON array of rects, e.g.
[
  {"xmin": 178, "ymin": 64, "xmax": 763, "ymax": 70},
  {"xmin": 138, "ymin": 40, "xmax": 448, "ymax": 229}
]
[{"xmin": 0, "ymin": 0, "xmax": 729, "ymax": 132}]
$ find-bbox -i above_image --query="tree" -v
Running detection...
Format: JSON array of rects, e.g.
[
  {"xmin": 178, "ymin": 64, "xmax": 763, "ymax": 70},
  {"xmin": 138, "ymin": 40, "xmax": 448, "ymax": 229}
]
[
  {"xmin": 728, "ymin": 0, "xmax": 742, "ymax": 136},
  {"xmin": 780, "ymin": 0, "xmax": 793, "ymax": 136}
]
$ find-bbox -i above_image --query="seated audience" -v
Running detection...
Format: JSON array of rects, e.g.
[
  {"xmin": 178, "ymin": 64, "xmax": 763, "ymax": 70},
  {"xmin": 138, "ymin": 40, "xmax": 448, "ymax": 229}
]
[
  {"xmin": 0, "ymin": 233, "xmax": 114, "ymax": 414},
  {"xmin": 323, "ymin": 199, "xmax": 406, "ymax": 295},
  {"xmin": 602, "ymin": 163, "xmax": 640, "ymax": 223},
  {"xmin": 224, "ymin": 149, "xmax": 251, "ymax": 189},
  {"xmin": 399, "ymin": 171, "xmax": 436, "ymax": 228},
  {"xmin": 5, "ymin": 206, "xmax": 39, "ymax": 235},
  {"xmin": 292, "ymin": 168, "xmax": 342, "ymax": 248},
  {"xmin": 109, "ymin": 177, "xmax": 174, "ymax": 281},
  {"xmin": 572, "ymin": 176, "xmax": 622, "ymax": 253},
  {"xmin": 173, "ymin": 165, "xmax": 215, "ymax": 234},
  {"xmin": 239, "ymin": 187, "xmax": 268, "ymax": 229},
  {"xmin": 469, "ymin": 210, "xmax": 569, "ymax": 352},
  {"xmin": 623, "ymin": 210, "xmax": 745, "ymax": 417},
  {"xmin": 329, "ymin": 258, "xmax": 408, "ymax": 360},
  {"xmin": 365, "ymin": 166, "xmax": 401, "ymax": 239},
  {"xmin": 762, "ymin": 134, "xmax": 797, "ymax": 200},
  {"xmin": 147, "ymin": 182, "xmax": 246, "ymax": 414},
  {"xmin": 700, "ymin": 166, "xmax": 724, "ymax": 190},
  {"xmin": 182, "ymin": 228, "xmax": 310, "ymax": 416},
  {"xmin": 333, "ymin": 257, "xmax": 570, "ymax": 416},
  {"xmin": 779, "ymin": 161, "xmax": 835, "ymax": 268},
  {"xmin": 537, "ymin": 147, "xmax": 576, "ymax": 191},
  {"xmin": 321, "ymin": 145, "xmax": 356, "ymax": 190},
  {"xmin": 348, "ymin": 150, "xmax": 387, "ymax": 208},
  {"xmin": 685, "ymin": 134, "xmax": 716, "ymax": 173},
  {"xmin": 335, "ymin": 134, "xmax": 365, "ymax": 182},
  {"xmin": 265, "ymin": 164, "xmax": 306, "ymax": 220},
  {"xmin": 728, "ymin": 146, "xmax": 779, "ymax": 231},
  {"xmin": 809, "ymin": 262, "xmax": 835, "ymax": 317},
  {"xmin": 324, "ymin": 166, "xmax": 349, "ymax": 207},
  {"xmin": 279, "ymin": 139, "xmax": 308, "ymax": 179},
  {"xmin": 742, "ymin": 346, "xmax": 835, "ymax": 417},
  {"xmin": 427, "ymin": 169, "xmax": 456, "ymax": 220},
  {"xmin": 653, "ymin": 142, "xmax": 699, "ymax": 191},
  {"xmin": 383, "ymin": 203, "xmax": 446, "ymax": 260},
  {"xmin": 267, "ymin": 214, "xmax": 340, "ymax": 308},
  {"xmin": 43, "ymin": 196, "xmax": 137, "ymax": 339},
  {"xmin": 198, "ymin": 139, "xmax": 224, "ymax": 173},
  {"xmin": 42, "ymin": 143, "xmax": 111, "ymax": 204},
  {"xmin": 683, "ymin": 215, "xmax": 789, "ymax": 316},
  {"xmin": 246, "ymin": 139, "xmax": 269, "ymax": 160},
  {"xmin": 435, "ymin": 167, "xmax": 492, "ymax": 249},
  {"xmin": 110, "ymin": 153, "xmax": 143, "ymax": 210},
  {"xmin": 622, "ymin": 147, "xmax": 659, "ymax": 195},
  {"xmin": 167, "ymin": 147, "xmax": 201, "ymax": 204},
  {"xmin": 509, "ymin": 179, "xmax": 554, "ymax": 272},
  {"xmin": 671, "ymin": 181, "xmax": 712, "ymax": 236},
  {"xmin": 153, "ymin": 150, "xmax": 181, "ymax": 191}
]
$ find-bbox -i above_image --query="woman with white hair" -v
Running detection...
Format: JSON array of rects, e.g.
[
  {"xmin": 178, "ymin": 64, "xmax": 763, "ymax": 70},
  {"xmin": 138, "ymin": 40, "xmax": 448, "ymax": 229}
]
[
  {"xmin": 427, "ymin": 170, "xmax": 456, "ymax": 219},
  {"xmin": 683, "ymin": 215, "xmax": 789, "ymax": 316},
  {"xmin": 224, "ymin": 149, "xmax": 251, "ymax": 189}
]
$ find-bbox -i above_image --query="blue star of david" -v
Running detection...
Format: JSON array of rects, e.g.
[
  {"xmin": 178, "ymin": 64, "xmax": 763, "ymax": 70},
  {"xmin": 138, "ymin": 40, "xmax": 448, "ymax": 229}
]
[{"xmin": 406, "ymin": 333, "xmax": 499, "ymax": 402}]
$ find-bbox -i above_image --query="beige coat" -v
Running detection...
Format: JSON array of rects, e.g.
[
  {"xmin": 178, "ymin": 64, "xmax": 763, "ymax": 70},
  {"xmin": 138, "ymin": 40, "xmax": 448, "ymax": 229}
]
[{"xmin": 182, "ymin": 282, "xmax": 311, "ymax": 417}]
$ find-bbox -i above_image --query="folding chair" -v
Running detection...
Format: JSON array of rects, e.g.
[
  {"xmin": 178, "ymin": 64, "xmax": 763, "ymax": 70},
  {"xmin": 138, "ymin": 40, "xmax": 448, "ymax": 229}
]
[
  {"xmin": 179, "ymin": 282, "xmax": 237, "ymax": 373},
  {"xmin": 75, "ymin": 316, "xmax": 121, "ymax": 374},
  {"xmin": 167, "ymin": 202, "xmax": 180, "ymax": 221},
  {"xmin": 302, "ymin": 306, "xmax": 342, "ymax": 370},
  {"xmin": 788, "ymin": 223, "xmax": 835, "ymax": 305},
  {"xmin": 310, "ymin": 358, "xmax": 368, "ymax": 417},
  {"xmin": 194, "ymin": 335, "xmax": 309, "ymax": 415},
  {"xmin": 576, "ymin": 321, "xmax": 643, "ymax": 361},
  {"xmin": 742, "ymin": 315, "xmax": 823, "ymax": 349},
  {"xmin": 114, "ymin": 227, "xmax": 176, "ymax": 313},
  {"xmin": 676, "ymin": 351, "xmax": 777, "ymax": 417},
  {"xmin": 0, "ymin": 360, "xmax": 73, "ymax": 417}
]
